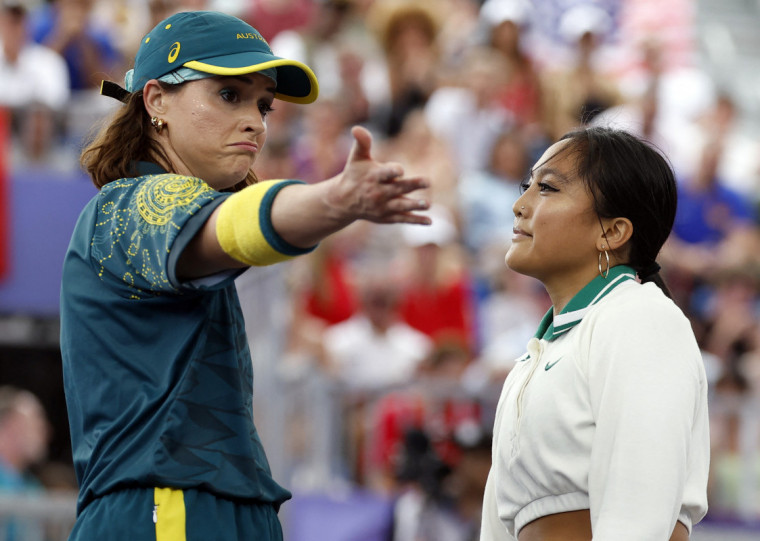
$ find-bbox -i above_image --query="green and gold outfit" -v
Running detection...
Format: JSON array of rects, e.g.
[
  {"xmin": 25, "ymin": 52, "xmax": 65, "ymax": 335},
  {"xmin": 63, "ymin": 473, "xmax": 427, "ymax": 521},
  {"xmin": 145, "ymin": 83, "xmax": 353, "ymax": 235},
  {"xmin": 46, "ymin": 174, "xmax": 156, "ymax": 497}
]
[{"xmin": 60, "ymin": 163, "xmax": 310, "ymax": 540}]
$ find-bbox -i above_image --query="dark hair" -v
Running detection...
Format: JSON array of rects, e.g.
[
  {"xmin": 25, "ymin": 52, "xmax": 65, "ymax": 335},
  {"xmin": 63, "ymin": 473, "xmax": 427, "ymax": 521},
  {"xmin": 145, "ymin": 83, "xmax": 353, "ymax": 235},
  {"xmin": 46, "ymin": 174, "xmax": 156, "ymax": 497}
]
[
  {"xmin": 80, "ymin": 83, "xmax": 256, "ymax": 191},
  {"xmin": 558, "ymin": 126, "xmax": 677, "ymax": 298}
]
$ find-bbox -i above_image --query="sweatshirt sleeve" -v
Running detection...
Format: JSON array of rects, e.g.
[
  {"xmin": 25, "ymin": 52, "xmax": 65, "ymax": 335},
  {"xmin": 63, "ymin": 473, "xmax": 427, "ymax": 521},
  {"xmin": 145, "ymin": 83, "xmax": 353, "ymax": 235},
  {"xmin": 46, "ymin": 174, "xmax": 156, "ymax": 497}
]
[{"xmin": 584, "ymin": 291, "xmax": 709, "ymax": 539}]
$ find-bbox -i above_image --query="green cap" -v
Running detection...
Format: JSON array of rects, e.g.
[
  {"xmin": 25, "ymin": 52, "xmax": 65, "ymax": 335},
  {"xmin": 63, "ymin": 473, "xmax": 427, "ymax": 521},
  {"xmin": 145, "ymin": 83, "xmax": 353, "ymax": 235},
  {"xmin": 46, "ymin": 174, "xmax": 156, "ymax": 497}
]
[{"xmin": 116, "ymin": 10, "xmax": 318, "ymax": 104}]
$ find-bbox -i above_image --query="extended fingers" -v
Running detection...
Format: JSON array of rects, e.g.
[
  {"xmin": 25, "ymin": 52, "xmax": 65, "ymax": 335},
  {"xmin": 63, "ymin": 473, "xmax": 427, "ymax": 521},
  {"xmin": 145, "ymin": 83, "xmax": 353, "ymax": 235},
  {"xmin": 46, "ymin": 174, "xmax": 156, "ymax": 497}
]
[
  {"xmin": 373, "ymin": 194, "xmax": 432, "ymax": 225},
  {"xmin": 390, "ymin": 212, "xmax": 433, "ymax": 225},
  {"xmin": 376, "ymin": 162, "xmax": 405, "ymax": 183},
  {"xmin": 374, "ymin": 176, "xmax": 430, "ymax": 218},
  {"xmin": 392, "ymin": 195, "xmax": 430, "ymax": 212},
  {"xmin": 379, "ymin": 175, "xmax": 430, "ymax": 195}
]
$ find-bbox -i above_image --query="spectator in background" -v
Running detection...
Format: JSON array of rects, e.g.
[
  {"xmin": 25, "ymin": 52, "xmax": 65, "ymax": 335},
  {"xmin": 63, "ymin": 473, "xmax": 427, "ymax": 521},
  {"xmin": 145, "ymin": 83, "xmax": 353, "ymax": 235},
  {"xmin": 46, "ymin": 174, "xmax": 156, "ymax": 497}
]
[
  {"xmin": 147, "ymin": 0, "xmax": 182, "ymax": 31},
  {"xmin": 296, "ymin": 235, "xmax": 358, "ymax": 326},
  {"xmin": 0, "ymin": 1, "xmax": 70, "ymax": 113},
  {"xmin": 367, "ymin": 0, "xmax": 442, "ymax": 137},
  {"xmin": 29, "ymin": 0, "xmax": 121, "ymax": 92},
  {"xmin": 245, "ymin": 0, "xmax": 314, "ymax": 42},
  {"xmin": 392, "ymin": 429, "xmax": 471, "ymax": 541},
  {"xmin": 699, "ymin": 267, "xmax": 760, "ymax": 374},
  {"xmin": 391, "ymin": 422, "xmax": 491, "ymax": 541},
  {"xmin": 703, "ymin": 268, "xmax": 760, "ymax": 517},
  {"xmin": 398, "ymin": 205, "xmax": 477, "ymax": 354},
  {"xmin": 28, "ymin": 0, "xmax": 124, "ymax": 152},
  {"xmin": 270, "ymin": 0, "xmax": 378, "ymax": 125},
  {"xmin": 284, "ymin": 231, "xmax": 361, "ymax": 361},
  {"xmin": 445, "ymin": 428, "xmax": 492, "ymax": 541},
  {"xmin": 540, "ymin": 4, "xmax": 623, "ymax": 141},
  {"xmin": 0, "ymin": 386, "xmax": 51, "ymax": 541},
  {"xmin": 589, "ymin": 36, "xmax": 674, "ymax": 162},
  {"xmin": 434, "ymin": 0, "xmax": 481, "ymax": 69},
  {"xmin": 322, "ymin": 269, "xmax": 433, "ymax": 486},
  {"xmin": 458, "ymin": 129, "xmax": 530, "ymax": 258},
  {"xmin": 322, "ymin": 269, "xmax": 433, "ymax": 395},
  {"xmin": 291, "ymin": 98, "xmax": 354, "ymax": 183},
  {"xmin": 480, "ymin": 0, "xmax": 544, "ymax": 140},
  {"xmin": 368, "ymin": 340, "xmax": 481, "ymax": 493},
  {"xmin": 471, "ymin": 264, "xmax": 548, "ymax": 386},
  {"xmin": 424, "ymin": 46, "xmax": 513, "ymax": 174},
  {"xmin": 663, "ymin": 126, "xmax": 759, "ymax": 297},
  {"xmin": 0, "ymin": 0, "xmax": 70, "ymax": 167},
  {"xmin": 0, "ymin": 387, "xmax": 50, "ymax": 491},
  {"xmin": 672, "ymin": 137, "xmax": 756, "ymax": 247}
]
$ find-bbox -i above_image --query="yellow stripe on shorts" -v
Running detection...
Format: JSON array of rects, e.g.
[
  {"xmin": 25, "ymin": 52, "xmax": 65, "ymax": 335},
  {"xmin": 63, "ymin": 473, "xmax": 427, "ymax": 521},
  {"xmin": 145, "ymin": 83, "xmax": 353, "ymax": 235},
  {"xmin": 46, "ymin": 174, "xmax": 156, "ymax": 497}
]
[{"xmin": 154, "ymin": 487, "xmax": 186, "ymax": 541}]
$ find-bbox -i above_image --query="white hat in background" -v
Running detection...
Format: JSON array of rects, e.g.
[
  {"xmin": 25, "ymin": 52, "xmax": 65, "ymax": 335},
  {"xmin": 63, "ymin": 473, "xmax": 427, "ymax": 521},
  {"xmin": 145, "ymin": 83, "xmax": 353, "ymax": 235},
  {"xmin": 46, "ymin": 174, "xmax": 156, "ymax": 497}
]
[
  {"xmin": 400, "ymin": 204, "xmax": 458, "ymax": 248},
  {"xmin": 480, "ymin": 0, "xmax": 529, "ymax": 28},
  {"xmin": 558, "ymin": 3, "xmax": 612, "ymax": 43}
]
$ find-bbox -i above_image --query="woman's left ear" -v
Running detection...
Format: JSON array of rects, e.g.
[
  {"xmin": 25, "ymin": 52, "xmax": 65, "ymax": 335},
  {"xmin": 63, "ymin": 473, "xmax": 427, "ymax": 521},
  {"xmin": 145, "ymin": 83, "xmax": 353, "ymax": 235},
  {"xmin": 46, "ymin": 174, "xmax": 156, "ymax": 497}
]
[
  {"xmin": 143, "ymin": 79, "xmax": 167, "ymax": 118},
  {"xmin": 598, "ymin": 217, "xmax": 633, "ymax": 251}
]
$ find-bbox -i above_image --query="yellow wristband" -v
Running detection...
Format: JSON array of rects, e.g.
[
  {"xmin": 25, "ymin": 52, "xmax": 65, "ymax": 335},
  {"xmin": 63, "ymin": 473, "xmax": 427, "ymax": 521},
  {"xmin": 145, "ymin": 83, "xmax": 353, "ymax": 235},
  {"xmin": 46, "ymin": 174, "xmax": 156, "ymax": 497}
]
[{"xmin": 215, "ymin": 179, "xmax": 315, "ymax": 266}]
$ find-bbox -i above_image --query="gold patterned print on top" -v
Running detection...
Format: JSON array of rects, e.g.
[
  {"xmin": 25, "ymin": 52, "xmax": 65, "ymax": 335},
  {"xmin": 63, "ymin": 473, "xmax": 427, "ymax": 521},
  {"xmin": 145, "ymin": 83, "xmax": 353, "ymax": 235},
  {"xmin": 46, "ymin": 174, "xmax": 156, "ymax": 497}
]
[{"xmin": 136, "ymin": 175, "xmax": 212, "ymax": 226}]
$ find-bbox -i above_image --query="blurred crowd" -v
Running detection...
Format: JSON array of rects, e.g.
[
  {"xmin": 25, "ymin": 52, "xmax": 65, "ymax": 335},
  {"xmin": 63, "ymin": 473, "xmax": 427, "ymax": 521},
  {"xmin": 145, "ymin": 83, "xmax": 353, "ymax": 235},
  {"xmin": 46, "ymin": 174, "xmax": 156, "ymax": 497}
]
[{"xmin": 3, "ymin": 0, "xmax": 760, "ymax": 539}]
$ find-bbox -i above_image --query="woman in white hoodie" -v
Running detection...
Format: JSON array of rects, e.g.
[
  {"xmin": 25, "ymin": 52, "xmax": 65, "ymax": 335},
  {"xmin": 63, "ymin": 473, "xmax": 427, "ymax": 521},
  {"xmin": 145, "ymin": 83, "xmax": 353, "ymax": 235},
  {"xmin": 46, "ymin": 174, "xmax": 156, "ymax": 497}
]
[{"xmin": 480, "ymin": 126, "xmax": 709, "ymax": 541}]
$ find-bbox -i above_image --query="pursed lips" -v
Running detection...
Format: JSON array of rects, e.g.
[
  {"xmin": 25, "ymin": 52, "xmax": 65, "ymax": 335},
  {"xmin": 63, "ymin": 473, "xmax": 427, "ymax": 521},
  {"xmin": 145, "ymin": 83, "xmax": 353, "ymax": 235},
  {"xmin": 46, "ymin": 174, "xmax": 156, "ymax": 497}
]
[{"xmin": 231, "ymin": 141, "xmax": 258, "ymax": 153}]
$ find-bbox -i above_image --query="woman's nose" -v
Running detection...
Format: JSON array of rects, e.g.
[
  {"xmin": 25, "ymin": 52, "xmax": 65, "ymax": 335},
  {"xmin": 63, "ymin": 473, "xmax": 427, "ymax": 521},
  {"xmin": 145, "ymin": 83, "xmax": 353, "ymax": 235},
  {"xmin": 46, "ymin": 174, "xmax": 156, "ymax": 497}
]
[
  {"xmin": 513, "ymin": 194, "xmax": 527, "ymax": 216},
  {"xmin": 243, "ymin": 110, "xmax": 266, "ymax": 134}
]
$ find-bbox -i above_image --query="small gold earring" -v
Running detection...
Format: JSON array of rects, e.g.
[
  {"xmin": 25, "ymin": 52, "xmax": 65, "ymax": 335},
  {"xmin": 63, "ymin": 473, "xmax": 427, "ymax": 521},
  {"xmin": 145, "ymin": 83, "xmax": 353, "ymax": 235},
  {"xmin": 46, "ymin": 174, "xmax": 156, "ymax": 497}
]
[
  {"xmin": 598, "ymin": 248, "xmax": 610, "ymax": 279},
  {"xmin": 151, "ymin": 116, "xmax": 166, "ymax": 133}
]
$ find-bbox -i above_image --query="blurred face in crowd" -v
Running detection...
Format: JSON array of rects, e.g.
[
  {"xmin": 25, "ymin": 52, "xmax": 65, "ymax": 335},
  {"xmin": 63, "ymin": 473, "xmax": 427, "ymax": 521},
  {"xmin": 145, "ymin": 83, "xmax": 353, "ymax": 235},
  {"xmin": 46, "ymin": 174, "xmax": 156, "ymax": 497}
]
[
  {"xmin": 387, "ymin": 13, "xmax": 436, "ymax": 56},
  {"xmin": 361, "ymin": 280, "xmax": 401, "ymax": 332},
  {"xmin": 491, "ymin": 20, "xmax": 522, "ymax": 55},
  {"xmin": 506, "ymin": 139, "xmax": 601, "ymax": 288},
  {"xmin": 16, "ymin": 395, "xmax": 50, "ymax": 465},
  {"xmin": 0, "ymin": 7, "xmax": 26, "ymax": 63},
  {"xmin": 146, "ymin": 73, "xmax": 275, "ymax": 190},
  {"xmin": 491, "ymin": 132, "xmax": 528, "ymax": 181},
  {"xmin": 0, "ymin": 393, "xmax": 50, "ymax": 468}
]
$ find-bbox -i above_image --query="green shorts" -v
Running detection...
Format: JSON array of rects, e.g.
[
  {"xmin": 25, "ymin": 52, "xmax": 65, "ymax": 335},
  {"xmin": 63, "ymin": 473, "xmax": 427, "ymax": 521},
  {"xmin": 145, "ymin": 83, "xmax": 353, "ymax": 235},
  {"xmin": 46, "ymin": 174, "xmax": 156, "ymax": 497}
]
[{"xmin": 69, "ymin": 487, "xmax": 283, "ymax": 541}]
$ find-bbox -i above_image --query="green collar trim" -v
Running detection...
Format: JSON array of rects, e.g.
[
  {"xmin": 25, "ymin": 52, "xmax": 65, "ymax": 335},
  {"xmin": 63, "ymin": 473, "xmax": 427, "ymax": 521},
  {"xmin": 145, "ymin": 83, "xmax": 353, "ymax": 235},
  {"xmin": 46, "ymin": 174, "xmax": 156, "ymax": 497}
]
[{"xmin": 535, "ymin": 265, "xmax": 636, "ymax": 341}]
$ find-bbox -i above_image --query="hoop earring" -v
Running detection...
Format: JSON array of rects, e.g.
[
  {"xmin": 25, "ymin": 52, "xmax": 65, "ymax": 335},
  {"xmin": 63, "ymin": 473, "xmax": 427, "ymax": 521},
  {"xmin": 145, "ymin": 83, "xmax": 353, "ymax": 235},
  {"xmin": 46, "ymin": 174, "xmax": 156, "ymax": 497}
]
[
  {"xmin": 598, "ymin": 249, "xmax": 610, "ymax": 279},
  {"xmin": 151, "ymin": 117, "xmax": 166, "ymax": 134}
]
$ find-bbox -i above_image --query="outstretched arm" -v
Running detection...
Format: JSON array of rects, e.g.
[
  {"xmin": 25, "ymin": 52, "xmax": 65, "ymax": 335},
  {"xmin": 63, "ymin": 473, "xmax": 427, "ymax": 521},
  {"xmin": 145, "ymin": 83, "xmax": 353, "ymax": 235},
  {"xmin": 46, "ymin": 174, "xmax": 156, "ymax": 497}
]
[
  {"xmin": 177, "ymin": 126, "xmax": 430, "ymax": 280},
  {"xmin": 271, "ymin": 126, "xmax": 430, "ymax": 246}
]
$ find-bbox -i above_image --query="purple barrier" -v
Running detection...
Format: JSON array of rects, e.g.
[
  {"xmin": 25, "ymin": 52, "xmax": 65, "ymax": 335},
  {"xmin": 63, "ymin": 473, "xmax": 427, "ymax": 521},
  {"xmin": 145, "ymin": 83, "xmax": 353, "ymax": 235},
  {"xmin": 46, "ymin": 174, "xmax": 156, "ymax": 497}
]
[
  {"xmin": 287, "ymin": 490, "xmax": 395, "ymax": 541},
  {"xmin": 0, "ymin": 168, "xmax": 96, "ymax": 315}
]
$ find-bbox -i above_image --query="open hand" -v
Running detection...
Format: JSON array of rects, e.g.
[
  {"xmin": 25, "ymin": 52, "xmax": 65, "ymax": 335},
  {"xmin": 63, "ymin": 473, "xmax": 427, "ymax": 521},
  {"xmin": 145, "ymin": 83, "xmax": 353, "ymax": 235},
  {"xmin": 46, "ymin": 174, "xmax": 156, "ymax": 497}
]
[{"xmin": 324, "ymin": 126, "xmax": 432, "ymax": 225}]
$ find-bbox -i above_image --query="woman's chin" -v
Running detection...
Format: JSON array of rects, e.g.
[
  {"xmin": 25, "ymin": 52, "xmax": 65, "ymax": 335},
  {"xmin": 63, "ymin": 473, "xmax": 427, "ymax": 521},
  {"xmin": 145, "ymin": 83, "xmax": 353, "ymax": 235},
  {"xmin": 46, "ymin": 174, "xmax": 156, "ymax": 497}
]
[
  {"xmin": 504, "ymin": 247, "xmax": 521, "ymax": 271},
  {"xmin": 504, "ymin": 251, "xmax": 534, "ymax": 279}
]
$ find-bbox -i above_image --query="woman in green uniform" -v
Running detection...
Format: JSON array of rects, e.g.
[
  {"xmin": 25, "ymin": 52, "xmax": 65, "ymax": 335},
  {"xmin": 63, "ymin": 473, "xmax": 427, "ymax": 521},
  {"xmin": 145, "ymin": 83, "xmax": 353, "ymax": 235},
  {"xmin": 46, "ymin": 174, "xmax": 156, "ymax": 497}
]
[{"xmin": 60, "ymin": 10, "xmax": 430, "ymax": 541}]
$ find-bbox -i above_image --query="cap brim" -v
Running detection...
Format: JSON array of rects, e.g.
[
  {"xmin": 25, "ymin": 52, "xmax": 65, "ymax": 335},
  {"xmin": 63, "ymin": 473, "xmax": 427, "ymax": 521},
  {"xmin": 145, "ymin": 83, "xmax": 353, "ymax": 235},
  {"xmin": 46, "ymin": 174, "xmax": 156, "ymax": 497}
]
[{"xmin": 184, "ymin": 53, "xmax": 319, "ymax": 104}]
